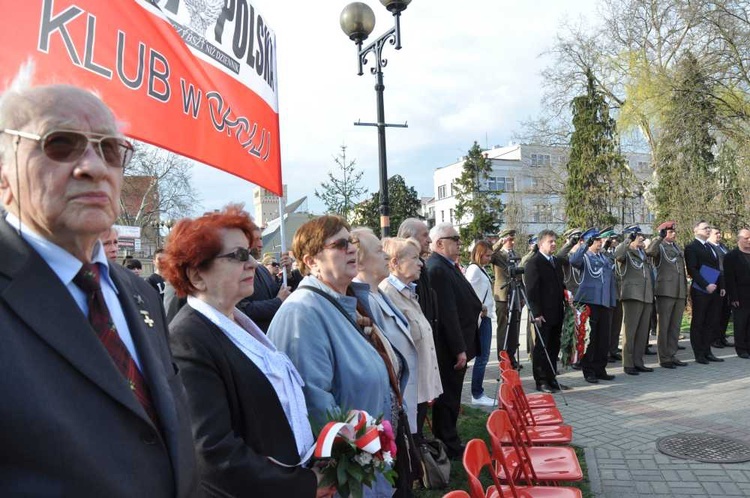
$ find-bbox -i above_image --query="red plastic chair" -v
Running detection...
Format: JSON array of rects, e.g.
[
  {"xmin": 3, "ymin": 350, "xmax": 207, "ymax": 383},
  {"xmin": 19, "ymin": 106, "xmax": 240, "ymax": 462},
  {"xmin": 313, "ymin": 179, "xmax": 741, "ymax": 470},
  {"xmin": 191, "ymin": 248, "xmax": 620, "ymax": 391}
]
[
  {"xmin": 500, "ymin": 396, "xmax": 573, "ymax": 446},
  {"xmin": 499, "ymin": 383, "xmax": 564, "ymax": 426},
  {"xmin": 486, "ymin": 410, "xmax": 583, "ymax": 486},
  {"xmin": 501, "ymin": 369, "xmax": 557, "ymax": 409},
  {"xmin": 443, "ymin": 491, "xmax": 472, "ymax": 498},
  {"xmin": 463, "ymin": 438, "xmax": 582, "ymax": 498}
]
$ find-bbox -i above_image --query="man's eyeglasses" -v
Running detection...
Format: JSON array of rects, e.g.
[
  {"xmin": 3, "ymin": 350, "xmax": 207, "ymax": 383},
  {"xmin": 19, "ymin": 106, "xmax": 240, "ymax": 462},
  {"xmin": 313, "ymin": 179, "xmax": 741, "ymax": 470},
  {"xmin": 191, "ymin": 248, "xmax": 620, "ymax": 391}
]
[
  {"xmin": 324, "ymin": 237, "xmax": 355, "ymax": 251},
  {"xmin": 270, "ymin": 262, "xmax": 279, "ymax": 267},
  {"xmin": 216, "ymin": 247, "xmax": 253, "ymax": 262},
  {"xmin": 3, "ymin": 129, "xmax": 135, "ymax": 168},
  {"xmin": 439, "ymin": 235, "xmax": 461, "ymax": 242}
]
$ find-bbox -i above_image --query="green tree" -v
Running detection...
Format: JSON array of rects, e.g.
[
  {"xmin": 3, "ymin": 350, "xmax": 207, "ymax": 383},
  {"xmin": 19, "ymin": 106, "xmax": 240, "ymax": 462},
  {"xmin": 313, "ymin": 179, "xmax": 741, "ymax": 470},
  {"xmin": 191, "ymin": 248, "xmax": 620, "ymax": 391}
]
[
  {"xmin": 351, "ymin": 175, "xmax": 421, "ymax": 237},
  {"xmin": 565, "ymin": 68, "xmax": 626, "ymax": 228},
  {"xmin": 652, "ymin": 53, "xmax": 719, "ymax": 241},
  {"xmin": 314, "ymin": 145, "xmax": 366, "ymax": 219},
  {"xmin": 453, "ymin": 142, "xmax": 504, "ymax": 242}
]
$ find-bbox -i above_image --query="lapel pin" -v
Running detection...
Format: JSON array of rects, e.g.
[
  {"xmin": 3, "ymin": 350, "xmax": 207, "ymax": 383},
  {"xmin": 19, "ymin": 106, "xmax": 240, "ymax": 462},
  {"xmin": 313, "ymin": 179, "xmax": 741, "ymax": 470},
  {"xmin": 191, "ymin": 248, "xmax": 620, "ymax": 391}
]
[
  {"xmin": 134, "ymin": 294, "xmax": 145, "ymax": 305},
  {"xmin": 140, "ymin": 310, "xmax": 155, "ymax": 328}
]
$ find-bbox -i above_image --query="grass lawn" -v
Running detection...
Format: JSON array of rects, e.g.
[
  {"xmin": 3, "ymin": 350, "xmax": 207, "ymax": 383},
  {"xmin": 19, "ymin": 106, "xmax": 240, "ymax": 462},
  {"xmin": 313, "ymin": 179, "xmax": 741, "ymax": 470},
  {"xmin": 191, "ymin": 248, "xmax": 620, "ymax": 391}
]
[{"xmin": 414, "ymin": 405, "xmax": 594, "ymax": 498}]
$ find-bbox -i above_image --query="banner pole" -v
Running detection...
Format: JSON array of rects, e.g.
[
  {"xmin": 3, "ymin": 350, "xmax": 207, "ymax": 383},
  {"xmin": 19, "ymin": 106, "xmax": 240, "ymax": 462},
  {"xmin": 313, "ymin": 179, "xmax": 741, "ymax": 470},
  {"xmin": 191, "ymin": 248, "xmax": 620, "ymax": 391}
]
[{"xmin": 278, "ymin": 195, "xmax": 288, "ymax": 287}]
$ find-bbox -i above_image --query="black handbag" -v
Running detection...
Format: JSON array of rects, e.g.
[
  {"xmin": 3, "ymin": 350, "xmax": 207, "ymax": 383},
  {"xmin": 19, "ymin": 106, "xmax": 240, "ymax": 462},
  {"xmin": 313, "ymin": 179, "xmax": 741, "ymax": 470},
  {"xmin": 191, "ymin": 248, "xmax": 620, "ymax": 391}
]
[{"xmin": 418, "ymin": 438, "xmax": 451, "ymax": 489}]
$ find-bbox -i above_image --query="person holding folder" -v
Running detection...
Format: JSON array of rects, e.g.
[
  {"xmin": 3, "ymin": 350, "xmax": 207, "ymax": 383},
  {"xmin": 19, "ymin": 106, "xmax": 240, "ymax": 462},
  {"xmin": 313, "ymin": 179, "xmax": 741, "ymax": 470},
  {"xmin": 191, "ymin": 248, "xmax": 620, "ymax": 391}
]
[{"xmin": 684, "ymin": 221, "xmax": 724, "ymax": 364}]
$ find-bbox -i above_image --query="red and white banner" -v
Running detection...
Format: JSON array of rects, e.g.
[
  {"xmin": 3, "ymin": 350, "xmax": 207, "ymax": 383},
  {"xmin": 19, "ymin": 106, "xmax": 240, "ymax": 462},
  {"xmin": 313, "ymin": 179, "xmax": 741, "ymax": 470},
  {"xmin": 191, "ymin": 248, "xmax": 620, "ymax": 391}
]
[{"xmin": 0, "ymin": 0, "xmax": 282, "ymax": 194}]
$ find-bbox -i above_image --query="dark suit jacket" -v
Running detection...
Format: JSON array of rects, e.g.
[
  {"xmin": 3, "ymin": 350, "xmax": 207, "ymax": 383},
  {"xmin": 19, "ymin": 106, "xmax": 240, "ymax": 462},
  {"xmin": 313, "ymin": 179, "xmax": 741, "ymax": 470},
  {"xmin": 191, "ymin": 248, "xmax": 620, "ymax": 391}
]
[
  {"xmin": 416, "ymin": 257, "xmax": 439, "ymax": 334},
  {"xmin": 524, "ymin": 252, "xmax": 566, "ymax": 326},
  {"xmin": 0, "ymin": 218, "xmax": 197, "ymax": 497},
  {"xmin": 169, "ymin": 305, "xmax": 317, "ymax": 498},
  {"xmin": 685, "ymin": 239, "xmax": 723, "ymax": 291},
  {"xmin": 426, "ymin": 253, "xmax": 483, "ymax": 362},
  {"xmin": 237, "ymin": 264, "xmax": 282, "ymax": 332},
  {"xmin": 723, "ymin": 249, "xmax": 750, "ymax": 308}
]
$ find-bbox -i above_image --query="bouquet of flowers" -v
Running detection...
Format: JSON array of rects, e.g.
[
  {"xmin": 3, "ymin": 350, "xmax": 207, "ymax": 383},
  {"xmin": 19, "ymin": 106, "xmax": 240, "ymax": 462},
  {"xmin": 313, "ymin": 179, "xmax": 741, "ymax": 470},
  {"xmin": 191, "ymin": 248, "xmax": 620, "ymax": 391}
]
[{"xmin": 313, "ymin": 409, "xmax": 398, "ymax": 498}]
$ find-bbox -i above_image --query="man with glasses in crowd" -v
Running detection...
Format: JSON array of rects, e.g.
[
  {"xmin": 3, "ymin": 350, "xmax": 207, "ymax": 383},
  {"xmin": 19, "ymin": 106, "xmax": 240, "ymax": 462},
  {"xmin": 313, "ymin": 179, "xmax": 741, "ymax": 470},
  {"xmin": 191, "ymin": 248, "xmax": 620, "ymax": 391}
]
[
  {"xmin": 237, "ymin": 226, "xmax": 291, "ymax": 332},
  {"xmin": 0, "ymin": 80, "xmax": 197, "ymax": 495},
  {"xmin": 684, "ymin": 220, "xmax": 725, "ymax": 364},
  {"xmin": 426, "ymin": 222, "xmax": 483, "ymax": 459}
]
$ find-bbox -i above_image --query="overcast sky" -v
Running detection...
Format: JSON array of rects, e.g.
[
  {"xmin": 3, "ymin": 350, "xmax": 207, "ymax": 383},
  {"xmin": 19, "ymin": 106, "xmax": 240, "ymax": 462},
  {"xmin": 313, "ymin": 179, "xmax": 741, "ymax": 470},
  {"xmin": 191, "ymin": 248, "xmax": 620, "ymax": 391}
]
[{"xmin": 190, "ymin": 0, "xmax": 601, "ymax": 216}]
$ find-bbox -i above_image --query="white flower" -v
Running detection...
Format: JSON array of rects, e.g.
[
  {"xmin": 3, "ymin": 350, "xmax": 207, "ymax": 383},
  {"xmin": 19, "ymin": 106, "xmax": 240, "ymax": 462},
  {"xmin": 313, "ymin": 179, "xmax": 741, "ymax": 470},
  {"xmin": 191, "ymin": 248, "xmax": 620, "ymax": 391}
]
[
  {"xmin": 354, "ymin": 452, "xmax": 373, "ymax": 466},
  {"xmin": 381, "ymin": 451, "xmax": 394, "ymax": 466}
]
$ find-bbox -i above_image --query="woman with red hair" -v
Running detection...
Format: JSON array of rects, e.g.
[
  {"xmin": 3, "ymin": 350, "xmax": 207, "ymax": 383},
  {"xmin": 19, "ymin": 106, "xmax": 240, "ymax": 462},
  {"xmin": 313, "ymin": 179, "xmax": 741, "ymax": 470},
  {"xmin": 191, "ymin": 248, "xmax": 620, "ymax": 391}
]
[{"xmin": 162, "ymin": 204, "xmax": 332, "ymax": 498}]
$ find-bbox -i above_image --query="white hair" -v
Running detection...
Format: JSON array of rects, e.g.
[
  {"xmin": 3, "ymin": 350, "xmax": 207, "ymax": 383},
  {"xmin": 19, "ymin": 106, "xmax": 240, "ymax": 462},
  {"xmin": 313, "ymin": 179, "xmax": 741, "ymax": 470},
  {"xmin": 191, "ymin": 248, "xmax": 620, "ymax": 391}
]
[
  {"xmin": 429, "ymin": 222, "xmax": 455, "ymax": 251},
  {"xmin": 397, "ymin": 218, "xmax": 427, "ymax": 238}
]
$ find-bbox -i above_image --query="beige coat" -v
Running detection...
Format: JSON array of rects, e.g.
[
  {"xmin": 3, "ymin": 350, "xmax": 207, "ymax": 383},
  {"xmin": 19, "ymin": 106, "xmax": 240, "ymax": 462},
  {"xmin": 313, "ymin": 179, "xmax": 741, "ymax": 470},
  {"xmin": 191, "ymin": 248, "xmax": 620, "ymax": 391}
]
[{"xmin": 380, "ymin": 278, "xmax": 443, "ymax": 403}]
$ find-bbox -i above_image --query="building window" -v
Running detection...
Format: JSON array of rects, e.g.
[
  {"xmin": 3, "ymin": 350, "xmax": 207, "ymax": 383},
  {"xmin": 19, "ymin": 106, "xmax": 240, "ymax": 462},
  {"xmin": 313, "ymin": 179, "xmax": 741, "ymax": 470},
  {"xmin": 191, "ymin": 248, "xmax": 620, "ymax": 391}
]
[
  {"xmin": 437, "ymin": 185, "xmax": 447, "ymax": 199},
  {"xmin": 487, "ymin": 176, "xmax": 515, "ymax": 192},
  {"xmin": 449, "ymin": 209, "xmax": 454, "ymax": 224},
  {"xmin": 531, "ymin": 204, "xmax": 552, "ymax": 223},
  {"xmin": 530, "ymin": 153, "xmax": 551, "ymax": 168},
  {"xmin": 637, "ymin": 161, "xmax": 649, "ymax": 172},
  {"xmin": 441, "ymin": 210, "xmax": 445, "ymax": 222}
]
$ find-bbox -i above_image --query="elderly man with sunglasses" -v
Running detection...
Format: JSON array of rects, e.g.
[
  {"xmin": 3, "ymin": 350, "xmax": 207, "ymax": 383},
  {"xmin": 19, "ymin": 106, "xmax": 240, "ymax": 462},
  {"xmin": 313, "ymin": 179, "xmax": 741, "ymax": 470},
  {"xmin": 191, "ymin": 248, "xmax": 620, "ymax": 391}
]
[
  {"xmin": 0, "ymin": 81, "xmax": 197, "ymax": 496},
  {"xmin": 425, "ymin": 223, "xmax": 483, "ymax": 459}
]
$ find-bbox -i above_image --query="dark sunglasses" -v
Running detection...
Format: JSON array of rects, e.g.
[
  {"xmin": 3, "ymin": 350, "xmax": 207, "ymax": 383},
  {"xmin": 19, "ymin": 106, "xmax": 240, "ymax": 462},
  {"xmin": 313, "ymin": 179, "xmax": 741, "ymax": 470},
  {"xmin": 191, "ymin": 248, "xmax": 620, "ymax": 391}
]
[
  {"xmin": 439, "ymin": 235, "xmax": 461, "ymax": 242},
  {"xmin": 270, "ymin": 262, "xmax": 279, "ymax": 267},
  {"xmin": 324, "ymin": 237, "xmax": 355, "ymax": 251},
  {"xmin": 3, "ymin": 129, "xmax": 135, "ymax": 168},
  {"xmin": 215, "ymin": 247, "xmax": 253, "ymax": 262}
]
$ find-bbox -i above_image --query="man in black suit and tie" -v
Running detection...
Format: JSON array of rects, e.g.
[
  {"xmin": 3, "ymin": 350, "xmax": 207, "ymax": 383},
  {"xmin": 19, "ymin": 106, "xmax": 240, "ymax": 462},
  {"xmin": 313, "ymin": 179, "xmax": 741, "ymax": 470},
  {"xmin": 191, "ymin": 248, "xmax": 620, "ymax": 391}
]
[
  {"xmin": 238, "ymin": 227, "xmax": 290, "ymax": 332},
  {"xmin": 708, "ymin": 227, "xmax": 734, "ymax": 348},
  {"xmin": 426, "ymin": 223, "xmax": 483, "ymax": 458},
  {"xmin": 723, "ymin": 228, "xmax": 750, "ymax": 359},
  {"xmin": 0, "ymin": 82, "xmax": 197, "ymax": 495},
  {"xmin": 524, "ymin": 230, "xmax": 570, "ymax": 393},
  {"xmin": 684, "ymin": 220, "xmax": 724, "ymax": 364}
]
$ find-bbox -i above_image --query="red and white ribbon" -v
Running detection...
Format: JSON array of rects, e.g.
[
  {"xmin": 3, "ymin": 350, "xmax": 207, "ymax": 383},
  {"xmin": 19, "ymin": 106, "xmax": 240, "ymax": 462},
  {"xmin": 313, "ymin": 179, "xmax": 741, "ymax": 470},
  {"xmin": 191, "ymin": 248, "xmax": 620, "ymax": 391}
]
[{"xmin": 313, "ymin": 410, "xmax": 382, "ymax": 458}]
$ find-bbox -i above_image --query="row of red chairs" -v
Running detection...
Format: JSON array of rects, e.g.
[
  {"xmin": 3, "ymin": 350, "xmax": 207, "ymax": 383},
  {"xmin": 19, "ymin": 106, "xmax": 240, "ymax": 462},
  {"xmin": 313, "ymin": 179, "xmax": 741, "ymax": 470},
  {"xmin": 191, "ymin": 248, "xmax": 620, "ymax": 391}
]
[{"xmin": 444, "ymin": 352, "xmax": 583, "ymax": 498}]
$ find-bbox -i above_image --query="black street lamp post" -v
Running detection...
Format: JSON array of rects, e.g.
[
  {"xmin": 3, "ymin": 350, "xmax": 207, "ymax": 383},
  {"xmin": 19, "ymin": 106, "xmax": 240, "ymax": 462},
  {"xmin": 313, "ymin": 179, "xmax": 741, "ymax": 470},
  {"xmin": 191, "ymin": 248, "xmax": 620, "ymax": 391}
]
[{"xmin": 340, "ymin": 0, "xmax": 411, "ymax": 237}]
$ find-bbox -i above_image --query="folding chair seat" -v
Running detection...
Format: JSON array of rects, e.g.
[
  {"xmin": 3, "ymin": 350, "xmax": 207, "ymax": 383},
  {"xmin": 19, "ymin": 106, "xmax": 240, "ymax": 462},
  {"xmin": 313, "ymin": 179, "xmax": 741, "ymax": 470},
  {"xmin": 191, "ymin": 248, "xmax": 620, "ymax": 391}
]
[
  {"xmin": 501, "ymin": 401, "xmax": 572, "ymax": 446},
  {"xmin": 501, "ymin": 369, "xmax": 557, "ymax": 409},
  {"xmin": 463, "ymin": 439, "xmax": 582, "ymax": 498},
  {"xmin": 486, "ymin": 410, "xmax": 583, "ymax": 486},
  {"xmin": 499, "ymin": 384, "xmax": 564, "ymax": 426}
]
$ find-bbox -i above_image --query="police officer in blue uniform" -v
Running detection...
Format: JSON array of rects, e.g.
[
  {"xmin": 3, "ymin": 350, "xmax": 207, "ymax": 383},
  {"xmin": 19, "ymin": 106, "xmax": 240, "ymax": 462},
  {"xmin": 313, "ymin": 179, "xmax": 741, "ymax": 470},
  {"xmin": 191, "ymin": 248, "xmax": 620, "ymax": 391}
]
[{"xmin": 570, "ymin": 228, "xmax": 618, "ymax": 383}]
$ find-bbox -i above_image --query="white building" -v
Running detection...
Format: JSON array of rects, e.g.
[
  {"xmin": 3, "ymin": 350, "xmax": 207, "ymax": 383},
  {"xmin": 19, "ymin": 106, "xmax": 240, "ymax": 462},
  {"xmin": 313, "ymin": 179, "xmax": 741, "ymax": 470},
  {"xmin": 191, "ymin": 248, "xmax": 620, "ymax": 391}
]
[{"xmin": 432, "ymin": 143, "xmax": 654, "ymax": 237}]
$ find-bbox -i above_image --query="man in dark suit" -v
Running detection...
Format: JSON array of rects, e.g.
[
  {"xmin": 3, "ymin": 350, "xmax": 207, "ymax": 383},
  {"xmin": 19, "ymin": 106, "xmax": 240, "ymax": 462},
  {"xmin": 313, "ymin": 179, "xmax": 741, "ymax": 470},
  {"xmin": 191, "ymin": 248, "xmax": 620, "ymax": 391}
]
[
  {"xmin": 708, "ymin": 227, "xmax": 734, "ymax": 348},
  {"xmin": 238, "ymin": 227, "xmax": 290, "ymax": 332},
  {"xmin": 0, "ymin": 83, "xmax": 197, "ymax": 496},
  {"xmin": 426, "ymin": 223, "xmax": 482, "ymax": 458},
  {"xmin": 722, "ymin": 228, "xmax": 750, "ymax": 359},
  {"xmin": 524, "ymin": 229, "xmax": 570, "ymax": 393},
  {"xmin": 684, "ymin": 220, "xmax": 724, "ymax": 364}
]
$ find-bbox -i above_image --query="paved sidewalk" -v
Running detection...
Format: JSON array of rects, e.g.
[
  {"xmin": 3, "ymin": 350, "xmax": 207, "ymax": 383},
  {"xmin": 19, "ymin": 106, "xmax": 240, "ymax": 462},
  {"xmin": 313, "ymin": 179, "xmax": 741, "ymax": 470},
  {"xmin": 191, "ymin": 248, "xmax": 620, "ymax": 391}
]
[{"xmin": 464, "ymin": 329, "xmax": 750, "ymax": 497}]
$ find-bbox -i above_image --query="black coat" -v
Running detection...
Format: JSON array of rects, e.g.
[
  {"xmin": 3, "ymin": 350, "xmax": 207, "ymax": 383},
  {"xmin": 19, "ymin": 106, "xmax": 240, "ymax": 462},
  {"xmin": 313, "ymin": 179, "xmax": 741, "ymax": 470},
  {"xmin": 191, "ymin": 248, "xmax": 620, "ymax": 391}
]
[
  {"xmin": 724, "ymin": 249, "xmax": 750, "ymax": 308},
  {"xmin": 684, "ymin": 239, "xmax": 723, "ymax": 291},
  {"xmin": 0, "ymin": 218, "xmax": 198, "ymax": 497},
  {"xmin": 237, "ymin": 264, "xmax": 282, "ymax": 332},
  {"xmin": 425, "ymin": 253, "xmax": 483, "ymax": 362},
  {"xmin": 169, "ymin": 305, "xmax": 317, "ymax": 498},
  {"xmin": 524, "ymin": 251, "xmax": 567, "ymax": 326}
]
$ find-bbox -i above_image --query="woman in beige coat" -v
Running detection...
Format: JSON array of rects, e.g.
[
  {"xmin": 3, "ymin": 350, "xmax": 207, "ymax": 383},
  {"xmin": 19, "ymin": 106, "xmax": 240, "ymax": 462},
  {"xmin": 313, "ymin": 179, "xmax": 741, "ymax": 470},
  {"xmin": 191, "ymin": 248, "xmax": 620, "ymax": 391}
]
[{"xmin": 380, "ymin": 237, "xmax": 442, "ymax": 442}]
